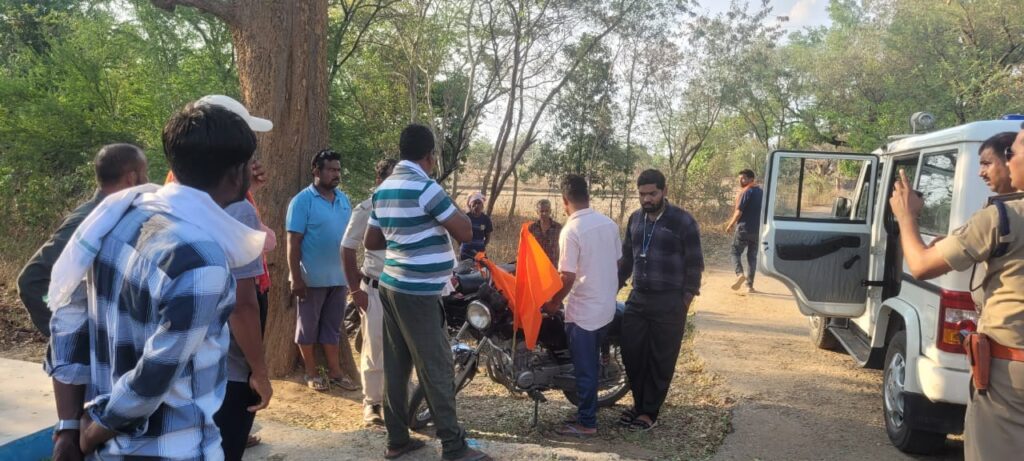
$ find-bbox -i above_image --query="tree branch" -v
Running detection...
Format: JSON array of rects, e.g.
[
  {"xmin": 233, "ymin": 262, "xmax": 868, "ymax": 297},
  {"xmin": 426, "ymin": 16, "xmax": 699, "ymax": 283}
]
[{"xmin": 151, "ymin": 0, "xmax": 237, "ymax": 24}]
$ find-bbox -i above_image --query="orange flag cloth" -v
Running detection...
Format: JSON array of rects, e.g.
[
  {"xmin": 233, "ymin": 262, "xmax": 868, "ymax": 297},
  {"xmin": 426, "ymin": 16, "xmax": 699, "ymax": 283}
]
[{"xmin": 474, "ymin": 223, "xmax": 563, "ymax": 350}]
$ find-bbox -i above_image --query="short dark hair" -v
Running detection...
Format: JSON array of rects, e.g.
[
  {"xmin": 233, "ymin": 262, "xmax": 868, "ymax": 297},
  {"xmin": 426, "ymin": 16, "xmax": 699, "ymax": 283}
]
[
  {"xmin": 375, "ymin": 158, "xmax": 398, "ymax": 180},
  {"xmin": 636, "ymin": 169, "xmax": 666, "ymax": 190},
  {"xmin": 162, "ymin": 103, "xmax": 256, "ymax": 189},
  {"xmin": 312, "ymin": 149, "xmax": 341, "ymax": 170},
  {"xmin": 94, "ymin": 143, "xmax": 144, "ymax": 186},
  {"xmin": 560, "ymin": 174, "xmax": 589, "ymax": 204},
  {"xmin": 980, "ymin": 132, "xmax": 1017, "ymax": 161},
  {"xmin": 536, "ymin": 198, "xmax": 551, "ymax": 209},
  {"xmin": 399, "ymin": 124, "xmax": 435, "ymax": 161},
  {"xmin": 738, "ymin": 169, "xmax": 756, "ymax": 179}
]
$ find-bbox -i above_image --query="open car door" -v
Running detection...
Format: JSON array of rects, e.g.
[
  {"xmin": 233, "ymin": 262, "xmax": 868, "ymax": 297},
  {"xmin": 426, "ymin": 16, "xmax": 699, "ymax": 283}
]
[{"xmin": 759, "ymin": 150, "xmax": 879, "ymax": 318}]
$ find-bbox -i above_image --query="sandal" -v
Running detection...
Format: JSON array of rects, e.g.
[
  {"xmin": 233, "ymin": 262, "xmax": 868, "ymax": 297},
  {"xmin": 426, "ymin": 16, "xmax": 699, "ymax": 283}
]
[
  {"xmin": 384, "ymin": 439, "xmax": 426, "ymax": 459},
  {"xmin": 329, "ymin": 375, "xmax": 360, "ymax": 391},
  {"xmin": 617, "ymin": 408, "xmax": 637, "ymax": 426},
  {"xmin": 305, "ymin": 375, "xmax": 328, "ymax": 392},
  {"xmin": 245, "ymin": 434, "xmax": 261, "ymax": 448},
  {"xmin": 554, "ymin": 422, "xmax": 597, "ymax": 438},
  {"xmin": 628, "ymin": 417, "xmax": 658, "ymax": 432}
]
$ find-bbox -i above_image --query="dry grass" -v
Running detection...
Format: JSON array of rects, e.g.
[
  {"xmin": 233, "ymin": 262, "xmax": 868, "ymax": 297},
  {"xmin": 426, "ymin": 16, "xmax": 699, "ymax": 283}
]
[
  {"xmin": 260, "ymin": 310, "xmax": 733, "ymax": 461},
  {"xmin": 0, "ymin": 287, "xmax": 46, "ymax": 362}
]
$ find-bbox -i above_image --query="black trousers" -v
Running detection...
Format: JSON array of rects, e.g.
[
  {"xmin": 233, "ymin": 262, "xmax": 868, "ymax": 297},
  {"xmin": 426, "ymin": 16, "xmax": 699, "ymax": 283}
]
[
  {"xmin": 215, "ymin": 380, "xmax": 259, "ymax": 461},
  {"xmin": 257, "ymin": 289, "xmax": 269, "ymax": 336},
  {"xmin": 620, "ymin": 289, "xmax": 690, "ymax": 421}
]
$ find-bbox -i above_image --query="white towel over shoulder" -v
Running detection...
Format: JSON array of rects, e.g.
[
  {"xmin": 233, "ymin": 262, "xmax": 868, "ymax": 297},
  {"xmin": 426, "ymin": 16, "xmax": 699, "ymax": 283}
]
[{"xmin": 48, "ymin": 183, "xmax": 265, "ymax": 310}]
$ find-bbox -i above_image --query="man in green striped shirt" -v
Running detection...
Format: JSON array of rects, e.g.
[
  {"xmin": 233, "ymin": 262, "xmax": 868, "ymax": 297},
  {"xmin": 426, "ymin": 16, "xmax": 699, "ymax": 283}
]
[{"xmin": 364, "ymin": 124, "xmax": 489, "ymax": 461}]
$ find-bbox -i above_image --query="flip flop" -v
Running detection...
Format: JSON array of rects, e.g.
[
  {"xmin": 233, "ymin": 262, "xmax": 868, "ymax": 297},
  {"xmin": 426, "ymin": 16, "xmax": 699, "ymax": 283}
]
[
  {"xmin": 617, "ymin": 408, "xmax": 638, "ymax": 426},
  {"xmin": 384, "ymin": 439, "xmax": 426, "ymax": 459},
  {"xmin": 628, "ymin": 417, "xmax": 658, "ymax": 432},
  {"xmin": 554, "ymin": 423, "xmax": 597, "ymax": 438},
  {"xmin": 329, "ymin": 375, "xmax": 361, "ymax": 391},
  {"xmin": 305, "ymin": 375, "xmax": 328, "ymax": 392},
  {"xmin": 245, "ymin": 434, "xmax": 261, "ymax": 448}
]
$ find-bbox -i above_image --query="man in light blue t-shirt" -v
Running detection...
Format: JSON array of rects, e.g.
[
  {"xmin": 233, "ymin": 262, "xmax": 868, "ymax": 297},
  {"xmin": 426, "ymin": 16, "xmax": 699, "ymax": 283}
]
[{"xmin": 286, "ymin": 149, "xmax": 357, "ymax": 392}]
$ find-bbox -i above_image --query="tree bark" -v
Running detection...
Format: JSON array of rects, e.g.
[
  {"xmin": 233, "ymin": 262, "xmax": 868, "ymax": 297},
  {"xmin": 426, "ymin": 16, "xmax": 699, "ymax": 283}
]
[
  {"xmin": 154, "ymin": 0, "xmax": 358, "ymax": 379},
  {"xmin": 508, "ymin": 168, "xmax": 519, "ymax": 218}
]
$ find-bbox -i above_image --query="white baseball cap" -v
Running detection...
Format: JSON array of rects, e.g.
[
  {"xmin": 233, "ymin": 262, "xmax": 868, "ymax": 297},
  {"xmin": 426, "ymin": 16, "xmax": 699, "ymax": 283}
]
[{"xmin": 196, "ymin": 94, "xmax": 273, "ymax": 132}]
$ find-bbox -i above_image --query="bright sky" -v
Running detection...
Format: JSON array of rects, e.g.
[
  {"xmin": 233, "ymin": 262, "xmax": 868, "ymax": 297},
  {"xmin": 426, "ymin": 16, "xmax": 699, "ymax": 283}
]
[{"xmin": 700, "ymin": 0, "xmax": 832, "ymax": 29}]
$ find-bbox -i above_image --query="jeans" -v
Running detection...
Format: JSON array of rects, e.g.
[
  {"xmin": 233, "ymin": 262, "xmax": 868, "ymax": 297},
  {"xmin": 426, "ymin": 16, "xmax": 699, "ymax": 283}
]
[
  {"xmin": 731, "ymin": 230, "xmax": 757, "ymax": 287},
  {"xmin": 566, "ymin": 322, "xmax": 610, "ymax": 428}
]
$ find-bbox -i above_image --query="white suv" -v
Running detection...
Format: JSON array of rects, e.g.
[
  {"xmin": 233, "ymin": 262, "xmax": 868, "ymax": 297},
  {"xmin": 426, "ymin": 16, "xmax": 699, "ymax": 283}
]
[{"xmin": 758, "ymin": 118, "xmax": 1023, "ymax": 454}]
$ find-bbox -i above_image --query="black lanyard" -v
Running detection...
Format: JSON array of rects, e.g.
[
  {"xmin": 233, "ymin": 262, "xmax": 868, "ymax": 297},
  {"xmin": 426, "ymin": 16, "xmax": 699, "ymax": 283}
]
[{"xmin": 640, "ymin": 210, "xmax": 664, "ymax": 257}]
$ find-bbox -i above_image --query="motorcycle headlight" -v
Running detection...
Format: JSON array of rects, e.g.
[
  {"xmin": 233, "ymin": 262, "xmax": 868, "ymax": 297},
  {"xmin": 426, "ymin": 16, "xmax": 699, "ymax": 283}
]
[{"xmin": 466, "ymin": 300, "xmax": 492, "ymax": 330}]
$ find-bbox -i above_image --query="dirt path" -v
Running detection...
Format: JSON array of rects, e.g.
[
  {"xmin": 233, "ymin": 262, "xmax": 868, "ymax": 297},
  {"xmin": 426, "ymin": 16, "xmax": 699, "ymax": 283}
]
[
  {"xmin": 242, "ymin": 419, "xmax": 632, "ymax": 460},
  {"xmin": 692, "ymin": 269, "xmax": 964, "ymax": 461}
]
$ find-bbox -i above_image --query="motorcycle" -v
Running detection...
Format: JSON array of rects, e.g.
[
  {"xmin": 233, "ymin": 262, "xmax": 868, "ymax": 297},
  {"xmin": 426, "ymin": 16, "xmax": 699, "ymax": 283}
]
[
  {"xmin": 343, "ymin": 259, "xmax": 484, "ymax": 353},
  {"xmin": 407, "ymin": 260, "xmax": 630, "ymax": 429}
]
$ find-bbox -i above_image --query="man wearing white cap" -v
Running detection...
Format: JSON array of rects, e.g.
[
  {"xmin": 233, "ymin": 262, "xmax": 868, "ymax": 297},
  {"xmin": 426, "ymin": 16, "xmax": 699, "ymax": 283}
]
[
  {"xmin": 197, "ymin": 95, "xmax": 276, "ymax": 460},
  {"xmin": 459, "ymin": 192, "xmax": 493, "ymax": 261}
]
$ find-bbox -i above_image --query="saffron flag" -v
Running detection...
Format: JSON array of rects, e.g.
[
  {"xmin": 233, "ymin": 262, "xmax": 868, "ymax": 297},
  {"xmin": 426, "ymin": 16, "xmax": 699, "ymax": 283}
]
[
  {"xmin": 474, "ymin": 223, "xmax": 563, "ymax": 350},
  {"xmin": 514, "ymin": 223, "xmax": 563, "ymax": 349}
]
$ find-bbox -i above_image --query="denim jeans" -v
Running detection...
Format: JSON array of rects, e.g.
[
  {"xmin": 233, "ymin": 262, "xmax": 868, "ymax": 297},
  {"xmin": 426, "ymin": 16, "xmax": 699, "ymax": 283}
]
[
  {"xmin": 565, "ymin": 322, "xmax": 610, "ymax": 428},
  {"xmin": 731, "ymin": 229, "xmax": 757, "ymax": 287}
]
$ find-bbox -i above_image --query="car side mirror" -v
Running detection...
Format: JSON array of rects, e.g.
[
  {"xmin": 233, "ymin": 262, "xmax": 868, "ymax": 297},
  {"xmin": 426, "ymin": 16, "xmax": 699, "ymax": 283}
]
[{"xmin": 831, "ymin": 197, "xmax": 851, "ymax": 219}]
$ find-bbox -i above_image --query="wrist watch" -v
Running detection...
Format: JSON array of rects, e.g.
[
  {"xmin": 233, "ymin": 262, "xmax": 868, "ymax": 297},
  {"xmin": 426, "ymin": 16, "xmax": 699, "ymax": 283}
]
[{"xmin": 54, "ymin": 419, "xmax": 81, "ymax": 433}]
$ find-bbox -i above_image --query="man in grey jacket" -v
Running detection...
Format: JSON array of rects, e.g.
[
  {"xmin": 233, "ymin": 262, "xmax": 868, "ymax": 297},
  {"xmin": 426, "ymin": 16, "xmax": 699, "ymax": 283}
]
[{"xmin": 17, "ymin": 144, "xmax": 148, "ymax": 335}]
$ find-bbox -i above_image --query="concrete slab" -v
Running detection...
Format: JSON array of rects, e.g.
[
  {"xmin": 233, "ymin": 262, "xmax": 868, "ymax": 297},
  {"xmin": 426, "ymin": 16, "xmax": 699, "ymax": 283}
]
[{"xmin": 0, "ymin": 358, "xmax": 54, "ymax": 446}]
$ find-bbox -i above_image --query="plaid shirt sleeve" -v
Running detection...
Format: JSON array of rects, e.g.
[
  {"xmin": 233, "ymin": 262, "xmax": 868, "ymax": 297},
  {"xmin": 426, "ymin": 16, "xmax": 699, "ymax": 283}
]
[
  {"xmin": 680, "ymin": 214, "xmax": 705, "ymax": 299},
  {"xmin": 86, "ymin": 265, "xmax": 231, "ymax": 435},
  {"xmin": 44, "ymin": 281, "xmax": 91, "ymax": 385}
]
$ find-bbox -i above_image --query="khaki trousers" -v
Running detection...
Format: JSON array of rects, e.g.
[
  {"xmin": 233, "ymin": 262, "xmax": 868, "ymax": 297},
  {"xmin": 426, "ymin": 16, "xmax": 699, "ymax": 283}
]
[{"xmin": 965, "ymin": 358, "xmax": 1024, "ymax": 460}]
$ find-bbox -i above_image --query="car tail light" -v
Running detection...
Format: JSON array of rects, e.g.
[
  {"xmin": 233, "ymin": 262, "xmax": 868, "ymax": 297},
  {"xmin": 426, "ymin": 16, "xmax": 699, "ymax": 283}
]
[{"xmin": 937, "ymin": 290, "xmax": 978, "ymax": 354}]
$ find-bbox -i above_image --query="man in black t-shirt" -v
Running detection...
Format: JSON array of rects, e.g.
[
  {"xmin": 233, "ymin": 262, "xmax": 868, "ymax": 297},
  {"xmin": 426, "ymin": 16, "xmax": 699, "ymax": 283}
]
[{"xmin": 725, "ymin": 169, "xmax": 763, "ymax": 294}]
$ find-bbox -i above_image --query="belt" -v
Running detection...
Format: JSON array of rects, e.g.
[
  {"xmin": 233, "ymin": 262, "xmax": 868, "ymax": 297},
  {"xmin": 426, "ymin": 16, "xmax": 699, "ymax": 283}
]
[
  {"xmin": 362, "ymin": 275, "xmax": 380, "ymax": 289},
  {"xmin": 991, "ymin": 341, "xmax": 1024, "ymax": 362}
]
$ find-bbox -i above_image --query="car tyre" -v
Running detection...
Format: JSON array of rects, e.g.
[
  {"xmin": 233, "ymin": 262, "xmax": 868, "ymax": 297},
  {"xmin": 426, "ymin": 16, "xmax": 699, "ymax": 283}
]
[
  {"xmin": 883, "ymin": 330, "xmax": 947, "ymax": 454},
  {"xmin": 808, "ymin": 315, "xmax": 838, "ymax": 350}
]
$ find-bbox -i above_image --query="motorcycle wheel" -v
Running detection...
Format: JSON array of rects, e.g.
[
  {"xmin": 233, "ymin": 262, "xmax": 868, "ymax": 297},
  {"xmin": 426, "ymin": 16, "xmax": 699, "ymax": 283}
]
[
  {"xmin": 408, "ymin": 354, "xmax": 479, "ymax": 430},
  {"xmin": 562, "ymin": 343, "xmax": 630, "ymax": 408}
]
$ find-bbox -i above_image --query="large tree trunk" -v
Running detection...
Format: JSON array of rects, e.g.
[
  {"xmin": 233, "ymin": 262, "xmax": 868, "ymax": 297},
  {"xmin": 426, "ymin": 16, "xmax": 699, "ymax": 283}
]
[{"xmin": 154, "ymin": 0, "xmax": 358, "ymax": 379}]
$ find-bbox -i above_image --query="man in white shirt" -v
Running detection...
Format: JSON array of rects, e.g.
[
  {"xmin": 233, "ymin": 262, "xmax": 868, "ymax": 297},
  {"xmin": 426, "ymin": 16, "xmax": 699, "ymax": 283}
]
[
  {"xmin": 542, "ymin": 174, "xmax": 622, "ymax": 437},
  {"xmin": 341, "ymin": 158, "xmax": 397, "ymax": 425}
]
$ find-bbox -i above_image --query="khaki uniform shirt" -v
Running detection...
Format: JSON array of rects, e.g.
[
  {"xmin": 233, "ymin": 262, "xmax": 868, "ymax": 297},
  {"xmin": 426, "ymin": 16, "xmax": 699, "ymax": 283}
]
[{"xmin": 936, "ymin": 200, "xmax": 1024, "ymax": 349}]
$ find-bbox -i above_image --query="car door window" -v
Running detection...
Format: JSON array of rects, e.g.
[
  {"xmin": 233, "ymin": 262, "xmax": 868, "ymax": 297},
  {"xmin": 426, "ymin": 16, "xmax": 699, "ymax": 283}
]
[
  {"xmin": 917, "ymin": 151, "xmax": 958, "ymax": 235},
  {"xmin": 773, "ymin": 156, "xmax": 874, "ymax": 222}
]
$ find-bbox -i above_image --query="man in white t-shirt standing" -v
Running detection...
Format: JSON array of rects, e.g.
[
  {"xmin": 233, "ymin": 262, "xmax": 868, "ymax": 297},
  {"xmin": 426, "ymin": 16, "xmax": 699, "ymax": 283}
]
[{"xmin": 542, "ymin": 174, "xmax": 622, "ymax": 438}]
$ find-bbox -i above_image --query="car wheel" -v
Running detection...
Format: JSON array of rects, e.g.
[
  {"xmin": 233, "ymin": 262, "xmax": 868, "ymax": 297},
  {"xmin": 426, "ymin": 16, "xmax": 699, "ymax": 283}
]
[
  {"xmin": 808, "ymin": 315, "xmax": 838, "ymax": 350},
  {"xmin": 883, "ymin": 330, "xmax": 947, "ymax": 454}
]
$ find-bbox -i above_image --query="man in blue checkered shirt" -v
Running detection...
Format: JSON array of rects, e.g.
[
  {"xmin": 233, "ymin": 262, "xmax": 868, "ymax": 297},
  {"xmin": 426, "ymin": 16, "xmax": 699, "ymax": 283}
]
[{"xmin": 45, "ymin": 102, "xmax": 263, "ymax": 460}]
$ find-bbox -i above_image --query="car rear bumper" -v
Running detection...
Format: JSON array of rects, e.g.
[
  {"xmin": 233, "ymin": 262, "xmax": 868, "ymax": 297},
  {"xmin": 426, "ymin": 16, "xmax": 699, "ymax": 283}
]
[{"xmin": 915, "ymin": 354, "xmax": 970, "ymax": 405}]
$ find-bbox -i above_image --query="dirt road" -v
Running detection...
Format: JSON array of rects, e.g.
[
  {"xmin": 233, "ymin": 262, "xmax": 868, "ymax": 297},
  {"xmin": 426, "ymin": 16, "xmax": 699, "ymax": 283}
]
[{"xmin": 692, "ymin": 269, "xmax": 964, "ymax": 461}]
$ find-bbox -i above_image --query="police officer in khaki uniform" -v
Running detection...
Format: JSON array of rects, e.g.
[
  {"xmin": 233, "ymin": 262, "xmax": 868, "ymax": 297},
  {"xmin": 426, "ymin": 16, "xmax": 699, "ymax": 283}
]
[{"xmin": 890, "ymin": 127, "xmax": 1024, "ymax": 461}]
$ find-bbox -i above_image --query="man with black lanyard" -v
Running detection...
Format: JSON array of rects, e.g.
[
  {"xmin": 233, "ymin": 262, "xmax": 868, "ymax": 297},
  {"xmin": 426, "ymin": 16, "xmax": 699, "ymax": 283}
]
[{"xmin": 617, "ymin": 169, "xmax": 704, "ymax": 431}]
